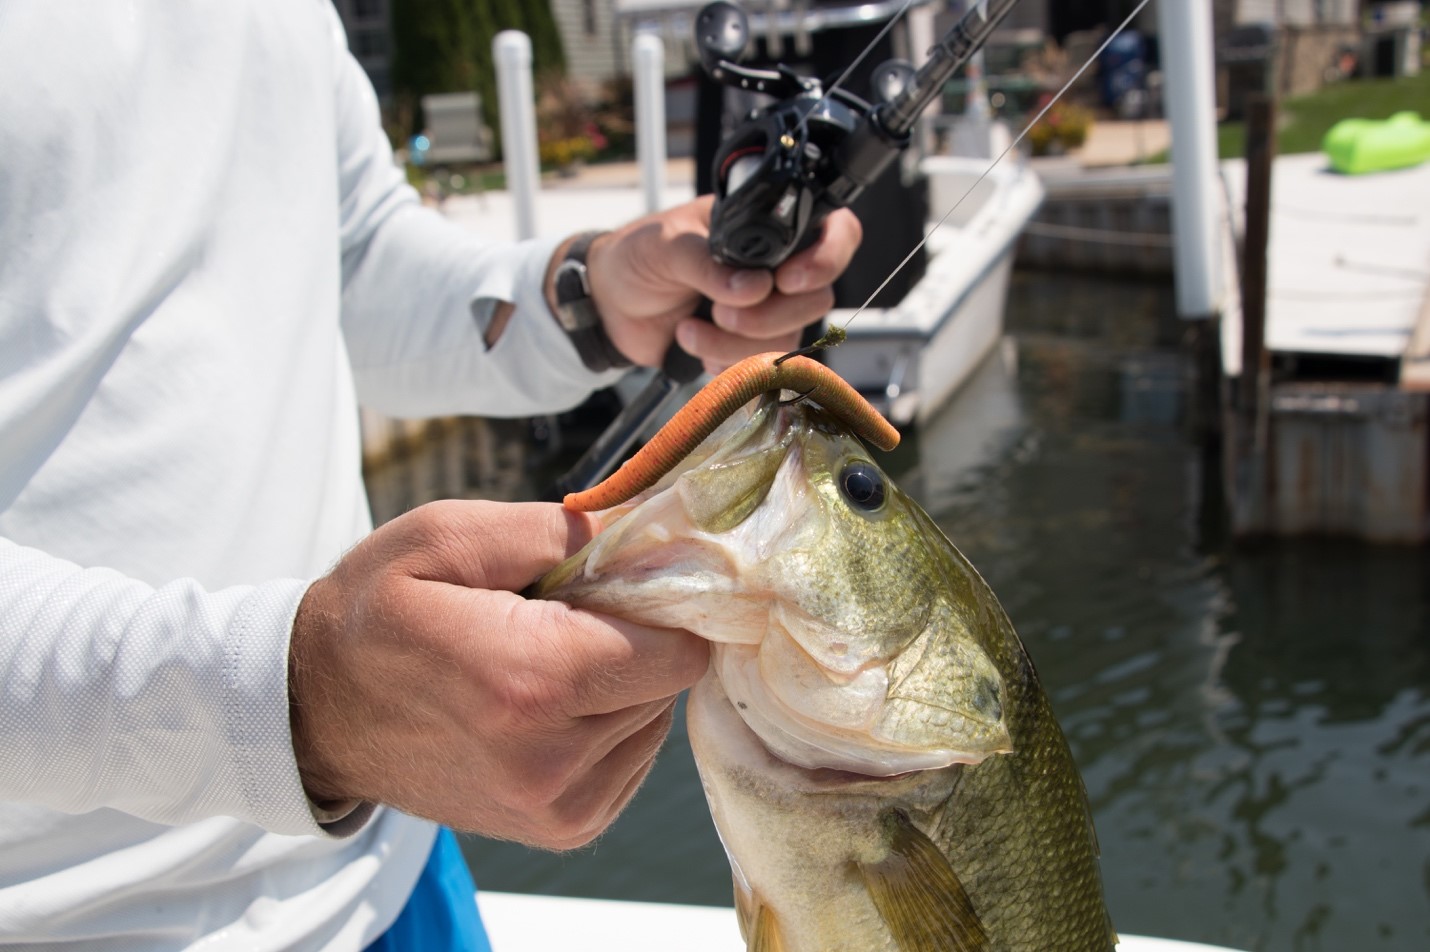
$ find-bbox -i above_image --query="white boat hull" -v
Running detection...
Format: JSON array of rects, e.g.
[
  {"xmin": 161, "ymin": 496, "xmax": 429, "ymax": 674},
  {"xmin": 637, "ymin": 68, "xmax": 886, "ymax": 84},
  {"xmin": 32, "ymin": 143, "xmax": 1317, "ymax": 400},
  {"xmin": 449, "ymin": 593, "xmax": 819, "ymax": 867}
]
[
  {"xmin": 476, "ymin": 891, "xmax": 1246, "ymax": 952},
  {"xmin": 823, "ymin": 153, "xmax": 1044, "ymax": 426}
]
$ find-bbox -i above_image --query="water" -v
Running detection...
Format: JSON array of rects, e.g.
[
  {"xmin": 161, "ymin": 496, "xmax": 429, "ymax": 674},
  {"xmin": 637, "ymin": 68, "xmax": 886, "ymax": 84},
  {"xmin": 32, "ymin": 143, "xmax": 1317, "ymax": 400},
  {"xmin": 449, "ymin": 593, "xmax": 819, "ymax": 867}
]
[{"xmin": 371, "ymin": 271, "xmax": 1430, "ymax": 951}]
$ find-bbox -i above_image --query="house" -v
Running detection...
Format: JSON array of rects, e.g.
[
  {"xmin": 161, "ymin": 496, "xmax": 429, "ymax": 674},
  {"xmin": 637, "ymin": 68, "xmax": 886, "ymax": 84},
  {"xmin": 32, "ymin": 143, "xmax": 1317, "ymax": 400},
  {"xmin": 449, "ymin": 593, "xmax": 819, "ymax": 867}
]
[
  {"xmin": 333, "ymin": 0, "xmax": 394, "ymax": 100},
  {"xmin": 1226, "ymin": 0, "xmax": 1361, "ymax": 112}
]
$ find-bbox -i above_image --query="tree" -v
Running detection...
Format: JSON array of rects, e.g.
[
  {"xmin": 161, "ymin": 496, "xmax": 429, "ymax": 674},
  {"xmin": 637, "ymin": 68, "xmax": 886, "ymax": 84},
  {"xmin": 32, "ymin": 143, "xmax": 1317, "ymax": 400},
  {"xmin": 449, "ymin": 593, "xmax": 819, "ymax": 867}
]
[{"xmin": 389, "ymin": 0, "xmax": 567, "ymax": 154}]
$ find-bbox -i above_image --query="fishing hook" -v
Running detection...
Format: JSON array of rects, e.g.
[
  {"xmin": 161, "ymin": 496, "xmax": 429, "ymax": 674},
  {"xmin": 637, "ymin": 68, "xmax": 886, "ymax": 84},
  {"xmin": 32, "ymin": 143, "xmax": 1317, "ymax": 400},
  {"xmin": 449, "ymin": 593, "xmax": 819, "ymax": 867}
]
[{"xmin": 775, "ymin": 324, "xmax": 848, "ymax": 365}]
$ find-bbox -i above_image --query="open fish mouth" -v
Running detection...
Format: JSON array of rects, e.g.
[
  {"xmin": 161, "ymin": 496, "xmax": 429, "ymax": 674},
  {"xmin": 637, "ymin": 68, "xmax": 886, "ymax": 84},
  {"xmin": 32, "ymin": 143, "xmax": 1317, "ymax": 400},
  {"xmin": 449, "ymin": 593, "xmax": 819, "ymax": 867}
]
[
  {"xmin": 688, "ymin": 670, "xmax": 966, "ymax": 796},
  {"xmin": 714, "ymin": 640, "xmax": 1009, "ymax": 777}
]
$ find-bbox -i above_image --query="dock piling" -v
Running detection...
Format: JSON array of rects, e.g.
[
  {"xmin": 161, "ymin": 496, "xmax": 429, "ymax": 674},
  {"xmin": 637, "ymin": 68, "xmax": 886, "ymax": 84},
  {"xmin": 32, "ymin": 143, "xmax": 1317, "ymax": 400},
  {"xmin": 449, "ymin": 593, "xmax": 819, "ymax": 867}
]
[{"xmin": 1230, "ymin": 94, "xmax": 1277, "ymax": 535}]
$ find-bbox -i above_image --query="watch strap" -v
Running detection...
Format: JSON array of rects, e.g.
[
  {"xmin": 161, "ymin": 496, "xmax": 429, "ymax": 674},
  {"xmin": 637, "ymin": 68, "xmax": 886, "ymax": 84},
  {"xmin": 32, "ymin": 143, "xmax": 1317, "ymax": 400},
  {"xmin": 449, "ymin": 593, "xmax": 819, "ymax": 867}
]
[{"xmin": 553, "ymin": 231, "xmax": 632, "ymax": 373}]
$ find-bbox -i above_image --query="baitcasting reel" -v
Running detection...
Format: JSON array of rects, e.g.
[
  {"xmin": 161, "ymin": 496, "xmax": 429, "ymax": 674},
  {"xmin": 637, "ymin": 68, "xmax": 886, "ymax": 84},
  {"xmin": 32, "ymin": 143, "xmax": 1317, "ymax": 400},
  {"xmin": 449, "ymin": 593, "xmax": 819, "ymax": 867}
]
[
  {"xmin": 695, "ymin": 0, "xmax": 918, "ymax": 270},
  {"xmin": 696, "ymin": 0, "xmax": 1019, "ymax": 271}
]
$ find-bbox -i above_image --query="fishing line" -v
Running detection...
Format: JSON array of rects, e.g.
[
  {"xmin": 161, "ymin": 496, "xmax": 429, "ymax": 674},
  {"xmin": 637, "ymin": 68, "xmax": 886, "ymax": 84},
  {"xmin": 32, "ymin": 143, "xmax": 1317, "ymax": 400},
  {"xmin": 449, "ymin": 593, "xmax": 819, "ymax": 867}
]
[
  {"xmin": 835, "ymin": 0, "xmax": 1154, "ymax": 334},
  {"xmin": 791, "ymin": 0, "xmax": 918, "ymax": 142}
]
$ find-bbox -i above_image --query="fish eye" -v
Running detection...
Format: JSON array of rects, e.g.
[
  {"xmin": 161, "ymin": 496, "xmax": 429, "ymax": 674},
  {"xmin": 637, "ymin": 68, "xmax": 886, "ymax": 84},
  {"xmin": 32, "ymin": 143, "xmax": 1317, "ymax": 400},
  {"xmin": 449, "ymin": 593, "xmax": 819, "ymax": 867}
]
[{"xmin": 838, "ymin": 461, "xmax": 886, "ymax": 512}]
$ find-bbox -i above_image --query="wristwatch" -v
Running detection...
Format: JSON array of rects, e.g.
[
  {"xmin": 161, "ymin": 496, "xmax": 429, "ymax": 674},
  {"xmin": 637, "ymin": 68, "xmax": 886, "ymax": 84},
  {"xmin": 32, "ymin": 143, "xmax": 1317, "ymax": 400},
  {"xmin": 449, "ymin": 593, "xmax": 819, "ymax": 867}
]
[{"xmin": 553, "ymin": 231, "xmax": 632, "ymax": 373}]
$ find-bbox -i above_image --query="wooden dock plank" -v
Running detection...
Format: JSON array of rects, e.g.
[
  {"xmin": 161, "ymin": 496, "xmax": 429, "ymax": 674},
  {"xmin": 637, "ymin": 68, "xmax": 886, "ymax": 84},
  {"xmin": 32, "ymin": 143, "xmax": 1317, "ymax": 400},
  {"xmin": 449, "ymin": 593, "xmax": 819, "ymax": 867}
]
[{"xmin": 1220, "ymin": 153, "xmax": 1430, "ymax": 370}]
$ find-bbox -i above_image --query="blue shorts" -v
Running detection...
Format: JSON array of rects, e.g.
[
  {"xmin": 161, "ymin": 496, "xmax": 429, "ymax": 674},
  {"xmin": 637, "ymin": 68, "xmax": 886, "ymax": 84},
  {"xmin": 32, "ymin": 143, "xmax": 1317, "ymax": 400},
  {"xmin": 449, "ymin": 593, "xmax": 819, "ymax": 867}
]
[{"xmin": 365, "ymin": 827, "xmax": 492, "ymax": 952}]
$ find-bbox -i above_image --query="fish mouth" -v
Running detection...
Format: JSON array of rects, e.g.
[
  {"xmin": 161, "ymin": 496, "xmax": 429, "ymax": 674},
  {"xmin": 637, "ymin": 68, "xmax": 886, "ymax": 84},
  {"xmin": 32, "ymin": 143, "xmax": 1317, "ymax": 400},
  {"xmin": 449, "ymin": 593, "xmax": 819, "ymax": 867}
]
[
  {"xmin": 688, "ymin": 671, "xmax": 968, "ymax": 798},
  {"xmin": 713, "ymin": 642, "xmax": 1008, "ymax": 777}
]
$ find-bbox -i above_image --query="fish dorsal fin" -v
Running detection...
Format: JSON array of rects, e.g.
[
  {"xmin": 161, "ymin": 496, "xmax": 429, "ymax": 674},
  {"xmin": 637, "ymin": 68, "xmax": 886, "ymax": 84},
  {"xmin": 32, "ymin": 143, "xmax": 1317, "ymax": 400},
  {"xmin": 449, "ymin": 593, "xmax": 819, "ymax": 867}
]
[
  {"xmin": 734, "ymin": 884, "xmax": 787, "ymax": 952},
  {"xmin": 857, "ymin": 808, "xmax": 989, "ymax": 952}
]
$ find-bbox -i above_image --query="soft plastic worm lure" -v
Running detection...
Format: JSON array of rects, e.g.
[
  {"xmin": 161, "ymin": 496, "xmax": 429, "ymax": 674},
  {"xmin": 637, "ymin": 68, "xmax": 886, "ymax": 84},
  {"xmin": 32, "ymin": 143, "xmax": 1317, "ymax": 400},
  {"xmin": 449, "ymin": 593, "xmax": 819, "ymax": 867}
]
[{"xmin": 563, "ymin": 352, "xmax": 900, "ymax": 512}]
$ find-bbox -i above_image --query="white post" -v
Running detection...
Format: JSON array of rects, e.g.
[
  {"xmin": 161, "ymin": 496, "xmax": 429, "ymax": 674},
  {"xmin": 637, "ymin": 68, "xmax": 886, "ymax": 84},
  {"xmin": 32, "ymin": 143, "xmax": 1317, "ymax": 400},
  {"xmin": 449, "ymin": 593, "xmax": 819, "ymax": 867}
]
[
  {"xmin": 633, "ymin": 32, "xmax": 667, "ymax": 215},
  {"xmin": 1157, "ymin": 0, "xmax": 1223, "ymax": 319},
  {"xmin": 907, "ymin": 1, "xmax": 939, "ymax": 157},
  {"xmin": 494, "ymin": 31, "xmax": 539, "ymax": 240}
]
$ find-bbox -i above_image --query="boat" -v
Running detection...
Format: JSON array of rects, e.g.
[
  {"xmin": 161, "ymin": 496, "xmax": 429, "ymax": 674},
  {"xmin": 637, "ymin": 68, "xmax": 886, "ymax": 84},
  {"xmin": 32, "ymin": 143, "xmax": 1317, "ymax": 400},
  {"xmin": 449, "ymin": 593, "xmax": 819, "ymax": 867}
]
[
  {"xmin": 475, "ymin": 891, "xmax": 1248, "ymax": 952},
  {"xmin": 822, "ymin": 146, "xmax": 1044, "ymax": 426},
  {"xmin": 1323, "ymin": 110, "xmax": 1430, "ymax": 175}
]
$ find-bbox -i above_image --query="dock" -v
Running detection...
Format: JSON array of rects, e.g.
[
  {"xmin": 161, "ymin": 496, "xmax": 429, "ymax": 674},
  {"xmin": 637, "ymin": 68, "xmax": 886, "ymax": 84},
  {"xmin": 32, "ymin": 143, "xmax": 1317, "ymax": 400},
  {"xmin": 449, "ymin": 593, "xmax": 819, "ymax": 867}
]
[
  {"xmin": 1220, "ymin": 153, "xmax": 1430, "ymax": 379},
  {"xmin": 1220, "ymin": 151, "xmax": 1430, "ymax": 543},
  {"xmin": 1015, "ymin": 133, "xmax": 1430, "ymax": 544}
]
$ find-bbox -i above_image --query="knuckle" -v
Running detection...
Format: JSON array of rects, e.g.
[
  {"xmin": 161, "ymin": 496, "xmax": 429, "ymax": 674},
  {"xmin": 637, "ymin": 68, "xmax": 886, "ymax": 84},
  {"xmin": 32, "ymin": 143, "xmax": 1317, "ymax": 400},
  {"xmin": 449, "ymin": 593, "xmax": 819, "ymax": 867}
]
[
  {"xmin": 488, "ymin": 666, "xmax": 568, "ymax": 725},
  {"xmin": 522, "ymin": 752, "xmax": 582, "ymax": 809},
  {"xmin": 544, "ymin": 800, "xmax": 608, "ymax": 848},
  {"xmin": 489, "ymin": 607, "xmax": 593, "ymax": 717}
]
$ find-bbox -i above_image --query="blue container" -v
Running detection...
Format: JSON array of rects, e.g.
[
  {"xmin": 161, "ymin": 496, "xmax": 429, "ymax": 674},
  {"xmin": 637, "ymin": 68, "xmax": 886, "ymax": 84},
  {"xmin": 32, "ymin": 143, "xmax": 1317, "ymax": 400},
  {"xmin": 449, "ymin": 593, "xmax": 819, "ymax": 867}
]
[{"xmin": 1098, "ymin": 31, "xmax": 1146, "ymax": 112}]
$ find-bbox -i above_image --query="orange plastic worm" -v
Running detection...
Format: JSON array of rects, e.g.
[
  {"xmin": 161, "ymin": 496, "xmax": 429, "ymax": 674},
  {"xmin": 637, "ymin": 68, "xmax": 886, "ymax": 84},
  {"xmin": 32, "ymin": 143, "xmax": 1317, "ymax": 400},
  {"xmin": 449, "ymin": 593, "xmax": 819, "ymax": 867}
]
[{"xmin": 563, "ymin": 352, "xmax": 900, "ymax": 512}]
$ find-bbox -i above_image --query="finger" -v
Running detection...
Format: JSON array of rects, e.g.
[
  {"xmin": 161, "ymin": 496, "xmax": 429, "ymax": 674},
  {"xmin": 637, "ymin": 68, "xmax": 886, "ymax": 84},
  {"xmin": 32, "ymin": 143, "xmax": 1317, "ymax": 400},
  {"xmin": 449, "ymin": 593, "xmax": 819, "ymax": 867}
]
[
  {"xmin": 543, "ymin": 603, "xmax": 711, "ymax": 714},
  {"xmin": 710, "ymin": 284, "xmax": 837, "ymax": 341},
  {"xmin": 458, "ymin": 594, "xmax": 708, "ymax": 720},
  {"xmin": 637, "ymin": 203, "xmax": 773, "ymax": 308},
  {"xmin": 653, "ymin": 246, "xmax": 772, "ymax": 310},
  {"xmin": 393, "ymin": 499, "xmax": 601, "ymax": 593},
  {"xmin": 596, "ymin": 199, "xmax": 774, "ymax": 310},
  {"xmin": 549, "ymin": 701, "xmax": 676, "ymax": 846},
  {"xmin": 773, "ymin": 208, "xmax": 863, "ymax": 295},
  {"xmin": 675, "ymin": 316, "xmax": 802, "ymax": 373},
  {"xmin": 575, "ymin": 695, "xmax": 681, "ymax": 773}
]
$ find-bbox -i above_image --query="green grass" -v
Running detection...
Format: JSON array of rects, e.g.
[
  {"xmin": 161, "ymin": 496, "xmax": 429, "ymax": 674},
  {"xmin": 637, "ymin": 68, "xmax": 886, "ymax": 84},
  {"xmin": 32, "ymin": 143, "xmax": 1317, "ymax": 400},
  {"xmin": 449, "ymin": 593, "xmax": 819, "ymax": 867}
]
[
  {"xmin": 1217, "ymin": 70, "xmax": 1430, "ymax": 158},
  {"xmin": 406, "ymin": 164, "xmax": 509, "ymax": 195}
]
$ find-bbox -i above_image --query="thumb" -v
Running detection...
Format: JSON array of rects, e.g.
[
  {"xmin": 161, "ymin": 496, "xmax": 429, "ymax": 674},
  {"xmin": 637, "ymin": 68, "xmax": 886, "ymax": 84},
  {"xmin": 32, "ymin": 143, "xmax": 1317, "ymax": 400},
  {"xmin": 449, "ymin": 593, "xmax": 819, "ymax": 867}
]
[{"xmin": 381, "ymin": 500, "xmax": 600, "ymax": 593}]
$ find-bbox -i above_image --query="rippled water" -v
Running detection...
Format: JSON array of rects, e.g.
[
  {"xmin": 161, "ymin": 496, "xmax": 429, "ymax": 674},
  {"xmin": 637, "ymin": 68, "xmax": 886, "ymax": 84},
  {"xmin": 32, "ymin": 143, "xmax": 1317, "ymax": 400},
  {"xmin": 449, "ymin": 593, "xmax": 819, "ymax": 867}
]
[{"xmin": 374, "ymin": 271, "xmax": 1430, "ymax": 951}]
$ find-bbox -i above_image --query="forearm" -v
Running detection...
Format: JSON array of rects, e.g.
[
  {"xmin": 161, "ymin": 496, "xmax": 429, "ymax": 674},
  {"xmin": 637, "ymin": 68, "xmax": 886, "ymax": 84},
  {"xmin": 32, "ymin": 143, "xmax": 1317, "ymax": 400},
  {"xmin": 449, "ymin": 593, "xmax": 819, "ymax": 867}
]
[
  {"xmin": 339, "ymin": 208, "xmax": 628, "ymax": 417},
  {"xmin": 0, "ymin": 537, "xmax": 335, "ymax": 836},
  {"xmin": 329, "ymin": 22, "xmax": 622, "ymax": 418}
]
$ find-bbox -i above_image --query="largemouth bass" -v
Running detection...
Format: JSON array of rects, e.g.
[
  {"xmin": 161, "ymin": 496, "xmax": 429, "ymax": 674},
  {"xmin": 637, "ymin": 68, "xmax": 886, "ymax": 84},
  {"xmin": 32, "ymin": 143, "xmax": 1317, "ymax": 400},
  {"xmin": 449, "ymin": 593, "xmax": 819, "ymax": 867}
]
[{"xmin": 536, "ymin": 354, "xmax": 1115, "ymax": 951}]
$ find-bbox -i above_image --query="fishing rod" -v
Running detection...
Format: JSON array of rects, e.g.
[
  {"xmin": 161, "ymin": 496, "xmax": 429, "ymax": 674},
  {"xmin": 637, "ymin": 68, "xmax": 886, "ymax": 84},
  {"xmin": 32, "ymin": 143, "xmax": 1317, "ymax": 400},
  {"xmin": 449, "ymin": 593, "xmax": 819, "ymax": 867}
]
[{"xmin": 552, "ymin": 0, "xmax": 1021, "ymax": 497}]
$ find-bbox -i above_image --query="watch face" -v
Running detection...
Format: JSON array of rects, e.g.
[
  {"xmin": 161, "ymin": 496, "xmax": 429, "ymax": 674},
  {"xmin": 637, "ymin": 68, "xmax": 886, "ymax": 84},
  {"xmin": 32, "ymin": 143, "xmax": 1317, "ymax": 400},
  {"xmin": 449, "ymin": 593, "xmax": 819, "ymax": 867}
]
[
  {"xmin": 554, "ymin": 261, "xmax": 589, "ymax": 331},
  {"xmin": 555, "ymin": 260, "xmax": 602, "ymax": 333},
  {"xmin": 554, "ymin": 260, "xmax": 584, "ymax": 302}
]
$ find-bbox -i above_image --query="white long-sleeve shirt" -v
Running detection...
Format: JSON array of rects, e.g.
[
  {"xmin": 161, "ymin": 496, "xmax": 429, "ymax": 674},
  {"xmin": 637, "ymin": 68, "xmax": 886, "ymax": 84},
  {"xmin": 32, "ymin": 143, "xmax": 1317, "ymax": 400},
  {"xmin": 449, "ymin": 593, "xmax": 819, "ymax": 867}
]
[{"xmin": 0, "ymin": 1, "xmax": 618, "ymax": 948}]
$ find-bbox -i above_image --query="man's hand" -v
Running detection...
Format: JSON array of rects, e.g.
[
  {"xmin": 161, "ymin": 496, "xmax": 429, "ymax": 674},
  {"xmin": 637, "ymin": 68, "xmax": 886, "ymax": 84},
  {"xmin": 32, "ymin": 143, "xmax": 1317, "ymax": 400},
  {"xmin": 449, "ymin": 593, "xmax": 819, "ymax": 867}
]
[
  {"xmin": 582, "ymin": 196, "xmax": 861, "ymax": 373},
  {"xmin": 289, "ymin": 500, "xmax": 709, "ymax": 850}
]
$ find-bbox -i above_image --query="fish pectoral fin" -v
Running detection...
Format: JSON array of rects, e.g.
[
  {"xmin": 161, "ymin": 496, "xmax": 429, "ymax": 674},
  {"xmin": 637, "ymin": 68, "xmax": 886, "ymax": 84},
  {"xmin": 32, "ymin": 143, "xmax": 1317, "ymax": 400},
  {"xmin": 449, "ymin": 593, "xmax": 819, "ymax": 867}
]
[
  {"xmin": 734, "ymin": 885, "xmax": 787, "ymax": 952},
  {"xmin": 748, "ymin": 902, "xmax": 787, "ymax": 952},
  {"xmin": 857, "ymin": 808, "xmax": 989, "ymax": 952}
]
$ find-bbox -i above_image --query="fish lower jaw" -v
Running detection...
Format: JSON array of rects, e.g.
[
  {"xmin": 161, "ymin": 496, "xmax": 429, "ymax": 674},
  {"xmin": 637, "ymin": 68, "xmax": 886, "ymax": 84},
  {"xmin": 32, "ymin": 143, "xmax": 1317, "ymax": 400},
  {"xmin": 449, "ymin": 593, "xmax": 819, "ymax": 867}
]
[
  {"xmin": 752, "ymin": 715, "xmax": 989, "ymax": 778},
  {"xmin": 715, "ymin": 653, "xmax": 992, "ymax": 778}
]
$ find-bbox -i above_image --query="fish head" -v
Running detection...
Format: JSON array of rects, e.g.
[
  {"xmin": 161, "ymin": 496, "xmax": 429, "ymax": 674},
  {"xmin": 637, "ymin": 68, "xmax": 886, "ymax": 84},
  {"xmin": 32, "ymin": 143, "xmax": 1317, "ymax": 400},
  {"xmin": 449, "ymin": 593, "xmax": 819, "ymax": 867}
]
[{"xmin": 536, "ymin": 392, "xmax": 1012, "ymax": 777}]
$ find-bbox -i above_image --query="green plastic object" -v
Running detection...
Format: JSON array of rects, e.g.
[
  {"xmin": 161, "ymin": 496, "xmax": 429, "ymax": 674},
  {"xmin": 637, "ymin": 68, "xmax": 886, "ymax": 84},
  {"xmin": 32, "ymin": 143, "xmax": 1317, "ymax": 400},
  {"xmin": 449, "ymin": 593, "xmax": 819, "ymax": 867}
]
[{"xmin": 1323, "ymin": 111, "xmax": 1430, "ymax": 175}]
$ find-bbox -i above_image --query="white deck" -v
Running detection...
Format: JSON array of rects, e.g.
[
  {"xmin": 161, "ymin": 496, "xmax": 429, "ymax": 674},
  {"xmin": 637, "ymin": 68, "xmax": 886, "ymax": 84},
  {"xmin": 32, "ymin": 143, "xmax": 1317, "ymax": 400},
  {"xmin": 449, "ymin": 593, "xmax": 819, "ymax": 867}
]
[
  {"xmin": 1220, "ymin": 152, "xmax": 1430, "ymax": 375},
  {"xmin": 439, "ymin": 180, "xmax": 698, "ymax": 240},
  {"xmin": 476, "ymin": 891, "xmax": 1245, "ymax": 952}
]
